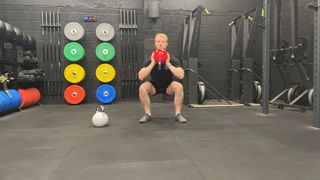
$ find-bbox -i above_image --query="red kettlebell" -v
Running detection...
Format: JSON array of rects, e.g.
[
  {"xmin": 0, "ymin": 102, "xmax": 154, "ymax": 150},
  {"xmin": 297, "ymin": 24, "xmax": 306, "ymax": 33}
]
[
  {"xmin": 153, "ymin": 49, "xmax": 168, "ymax": 70},
  {"xmin": 153, "ymin": 49, "xmax": 168, "ymax": 64}
]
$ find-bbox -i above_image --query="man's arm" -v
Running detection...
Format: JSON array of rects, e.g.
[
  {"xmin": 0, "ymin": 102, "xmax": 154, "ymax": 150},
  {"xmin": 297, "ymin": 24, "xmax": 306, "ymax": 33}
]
[
  {"xmin": 166, "ymin": 54, "xmax": 184, "ymax": 80},
  {"xmin": 138, "ymin": 61, "xmax": 156, "ymax": 81},
  {"xmin": 138, "ymin": 53, "xmax": 156, "ymax": 81},
  {"xmin": 167, "ymin": 64, "xmax": 184, "ymax": 80}
]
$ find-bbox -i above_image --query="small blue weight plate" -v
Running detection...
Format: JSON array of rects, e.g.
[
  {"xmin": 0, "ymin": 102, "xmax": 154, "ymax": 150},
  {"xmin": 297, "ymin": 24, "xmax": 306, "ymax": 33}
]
[
  {"xmin": 0, "ymin": 95, "xmax": 4, "ymax": 114},
  {"xmin": 7, "ymin": 89, "xmax": 15, "ymax": 111},
  {"xmin": 0, "ymin": 91, "xmax": 9, "ymax": 113},
  {"xmin": 12, "ymin": 89, "xmax": 22, "ymax": 108},
  {"xmin": 96, "ymin": 84, "xmax": 116, "ymax": 104},
  {"xmin": 15, "ymin": 90, "xmax": 22, "ymax": 108},
  {"xmin": 7, "ymin": 90, "xmax": 16, "ymax": 111},
  {"xmin": 9, "ymin": 89, "xmax": 21, "ymax": 110}
]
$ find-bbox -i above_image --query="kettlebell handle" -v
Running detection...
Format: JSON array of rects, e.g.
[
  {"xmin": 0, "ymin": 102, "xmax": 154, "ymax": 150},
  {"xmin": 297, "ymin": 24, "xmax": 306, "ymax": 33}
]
[{"xmin": 96, "ymin": 105, "xmax": 104, "ymax": 112}]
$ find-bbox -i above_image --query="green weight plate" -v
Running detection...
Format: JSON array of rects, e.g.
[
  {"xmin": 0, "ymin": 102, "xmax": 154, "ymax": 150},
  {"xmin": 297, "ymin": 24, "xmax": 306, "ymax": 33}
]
[
  {"xmin": 64, "ymin": 42, "xmax": 85, "ymax": 62},
  {"xmin": 96, "ymin": 42, "xmax": 115, "ymax": 62}
]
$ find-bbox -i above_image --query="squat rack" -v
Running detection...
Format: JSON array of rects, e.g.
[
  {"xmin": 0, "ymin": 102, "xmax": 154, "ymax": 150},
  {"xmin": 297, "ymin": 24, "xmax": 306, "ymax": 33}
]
[{"xmin": 263, "ymin": 0, "xmax": 320, "ymax": 128}]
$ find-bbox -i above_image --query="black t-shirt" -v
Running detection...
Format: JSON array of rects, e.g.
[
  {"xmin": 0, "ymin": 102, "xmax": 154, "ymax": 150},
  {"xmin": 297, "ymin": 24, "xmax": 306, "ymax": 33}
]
[{"xmin": 142, "ymin": 55, "xmax": 182, "ymax": 86}]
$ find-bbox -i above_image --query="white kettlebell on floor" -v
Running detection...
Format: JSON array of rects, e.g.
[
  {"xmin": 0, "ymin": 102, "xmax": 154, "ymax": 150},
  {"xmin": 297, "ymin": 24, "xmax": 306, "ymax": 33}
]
[{"xmin": 92, "ymin": 105, "xmax": 109, "ymax": 127}]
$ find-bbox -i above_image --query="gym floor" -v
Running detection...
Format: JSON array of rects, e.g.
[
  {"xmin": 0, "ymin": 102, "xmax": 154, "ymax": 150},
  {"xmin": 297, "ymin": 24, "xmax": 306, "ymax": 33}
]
[{"xmin": 0, "ymin": 103, "xmax": 319, "ymax": 180}]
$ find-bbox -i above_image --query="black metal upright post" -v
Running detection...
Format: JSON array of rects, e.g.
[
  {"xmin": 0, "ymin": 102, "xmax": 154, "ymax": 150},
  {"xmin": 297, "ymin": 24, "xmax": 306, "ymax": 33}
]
[
  {"xmin": 272, "ymin": 0, "xmax": 281, "ymax": 49},
  {"xmin": 290, "ymin": 0, "xmax": 299, "ymax": 46},
  {"xmin": 262, "ymin": 0, "xmax": 271, "ymax": 114},
  {"xmin": 313, "ymin": 0, "xmax": 320, "ymax": 128}
]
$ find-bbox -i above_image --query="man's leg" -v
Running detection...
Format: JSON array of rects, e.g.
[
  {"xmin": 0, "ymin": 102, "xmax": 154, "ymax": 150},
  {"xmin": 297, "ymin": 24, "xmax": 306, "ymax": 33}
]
[
  {"xmin": 166, "ymin": 81, "xmax": 186, "ymax": 122},
  {"xmin": 139, "ymin": 81, "xmax": 156, "ymax": 122}
]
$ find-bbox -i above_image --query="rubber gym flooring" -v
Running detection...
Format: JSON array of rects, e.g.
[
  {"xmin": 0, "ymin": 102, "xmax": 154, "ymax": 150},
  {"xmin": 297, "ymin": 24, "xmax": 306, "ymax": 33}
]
[{"xmin": 0, "ymin": 102, "xmax": 319, "ymax": 180}]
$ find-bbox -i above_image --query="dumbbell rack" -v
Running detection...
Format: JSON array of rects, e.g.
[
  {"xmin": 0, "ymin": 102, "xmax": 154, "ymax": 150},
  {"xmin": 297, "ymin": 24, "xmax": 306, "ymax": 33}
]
[
  {"xmin": 120, "ymin": 9, "xmax": 139, "ymax": 101},
  {"xmin": 1, "ymin": 43, "xmax": 18, "ymax": 69},
  {"xmin": 0, "ymin": 34, "xmax": 19, "ymax": 89},
  {"xmin": 0, "ymin": 21, "xmax": 43, "ymax": 95},
  {"xmin": 40, "ymin": 9, "xmax": 63, "ymax": 103}
]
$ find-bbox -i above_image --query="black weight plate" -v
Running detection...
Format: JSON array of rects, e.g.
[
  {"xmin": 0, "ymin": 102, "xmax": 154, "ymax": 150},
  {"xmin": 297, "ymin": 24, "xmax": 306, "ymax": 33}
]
[
  {"xmin": 13, "ymin": 27, "xmax": 23, "ymax": 43},
  {"xmin": 4, "ymin": 22, "xmax": 15, "ymax": 42},
  {"xmin": 21, "ymin": 32, "xmax": 29, "ymax": 47},
  {"xmin": 0, "ymin": 20, "xmax": 6, "ymax": 39}
]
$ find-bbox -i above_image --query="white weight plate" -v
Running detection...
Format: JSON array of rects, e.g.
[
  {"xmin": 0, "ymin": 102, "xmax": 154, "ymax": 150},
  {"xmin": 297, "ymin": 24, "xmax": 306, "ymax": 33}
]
[
  {"xmin": 96, "ymin": 23, "xmax": 115, "ymax": 41},
  {"xmin": 64, "ymin": 22, "xmax": 85, "ymax": 41}
]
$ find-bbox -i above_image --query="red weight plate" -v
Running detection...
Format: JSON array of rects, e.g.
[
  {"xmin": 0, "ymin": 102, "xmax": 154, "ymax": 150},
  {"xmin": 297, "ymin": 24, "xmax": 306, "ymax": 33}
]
[
  {"xmin": 25, "ymin": 88, "xmax": 32, "ymax": 107},
  {"xmin": 64, "ymin": 85, "xmax": 86, "ymax": 105},
  {"xmin": 30, "ymin": 88, "xmax": 37, "ymax": 105},
  {"xmin": 34, "ymin": 88, "xmax": 41, "ymax": 103},
  {"xmin": 29, "ymin": 88, "xmax": 35, "ymax": 106},
  {"xmin": 18, "ymin": 89, "xmax": 26, "ymax": 109}
]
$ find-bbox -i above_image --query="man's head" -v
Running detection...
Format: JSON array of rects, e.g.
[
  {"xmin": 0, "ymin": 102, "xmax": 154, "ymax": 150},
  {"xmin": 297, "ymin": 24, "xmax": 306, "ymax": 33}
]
[{"xmin": 154, "ymin": 33, "xmax": 168, "ymax": 50}]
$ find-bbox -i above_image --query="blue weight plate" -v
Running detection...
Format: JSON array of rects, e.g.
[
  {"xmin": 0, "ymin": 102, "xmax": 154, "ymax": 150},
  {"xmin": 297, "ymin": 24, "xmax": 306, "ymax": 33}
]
[
  {"xmin": 15, "ymin": 90, "xmax": 22, "ymax": 108},
  {"xmin": 96, "ymin": 84, "xmax": 116, "ymax": 104},
  {"xmin": 7, "ymin": 89, "xmax": 15, "ymax": 111},
  {"xmin": 0, "ymin": 91, "xmax": 8, "ymax": 112},
  {"xmin": 7, "ymin": 90, "xmax": 16, "ymax": 111},
  {"xmin": 12, "ymin": 89, "xmax": 22, "ymax": 108},
  {"xmin": 0, "ymin": 94, "xmax": 4, "ymax": 114},
  {"xmin": 9, "ymin": 89, "xmax": 21, "ymax": 110},
  {"xmin": 0, "ymin": 91, "xmax": 9, "ymax": 113}
]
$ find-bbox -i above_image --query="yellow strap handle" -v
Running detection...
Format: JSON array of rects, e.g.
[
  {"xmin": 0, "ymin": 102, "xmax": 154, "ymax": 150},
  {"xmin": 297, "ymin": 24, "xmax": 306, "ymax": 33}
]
[
  {"xmin": 247, "ymin": 16, "xmax": 254, "ymax": 21},
  {"xmin": 0, "ymin": 73, "xmax": 12, "ymax": 98},
  {"xmin": 3, "ymin": 81, "xmax": 12, "ymax": 98},
  {"xmin": 229, "ymin": 21, "xmax": 235, "ymax": 26},
  {"xmin": 204, "ymin": 8, "xmax": 211, "ymax": 15}
]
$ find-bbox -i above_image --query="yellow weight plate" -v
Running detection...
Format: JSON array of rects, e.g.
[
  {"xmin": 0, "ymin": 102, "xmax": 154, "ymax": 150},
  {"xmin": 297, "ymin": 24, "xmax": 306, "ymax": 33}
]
[
  {"xmin": 64, "ymin": 64, "xmax": 86, "ymax": 83},
  {"xmin": 95, "ymin": 64, "xmax": 116, "ymax": 83}
]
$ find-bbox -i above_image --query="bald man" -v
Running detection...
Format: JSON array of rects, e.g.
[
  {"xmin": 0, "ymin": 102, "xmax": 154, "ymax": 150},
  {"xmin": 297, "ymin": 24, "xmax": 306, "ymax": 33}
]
[{"xmin": 138, "ymin": 33, "xmax": 187, "ymax": 123}]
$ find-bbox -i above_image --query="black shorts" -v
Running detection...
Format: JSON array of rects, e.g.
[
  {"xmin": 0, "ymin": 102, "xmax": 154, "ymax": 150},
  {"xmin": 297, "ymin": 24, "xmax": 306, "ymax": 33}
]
[
  {"xmin": 150, "ymin": 80, "xmax": 182, "ymax": 95},
  {"xmin": 150, "ymin": 81, "xmax": 171, "ymax": 95}
]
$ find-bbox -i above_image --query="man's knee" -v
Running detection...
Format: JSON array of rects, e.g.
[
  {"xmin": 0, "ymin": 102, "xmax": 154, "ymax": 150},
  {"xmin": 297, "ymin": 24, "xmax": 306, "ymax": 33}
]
[
  {"xmin": 172, "ymin": 82, "xmax": 184, "ymax": 95},
  {"xmin": 139, "ymin": 83, "xmax": 150, "ymax": 95}
]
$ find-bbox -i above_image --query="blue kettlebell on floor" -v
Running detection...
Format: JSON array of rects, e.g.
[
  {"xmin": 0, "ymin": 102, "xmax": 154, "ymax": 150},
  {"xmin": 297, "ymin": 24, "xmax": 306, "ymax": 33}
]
[{"xmin": 92, "ymin": 105, "xmax": 109, "ymax": 127}]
